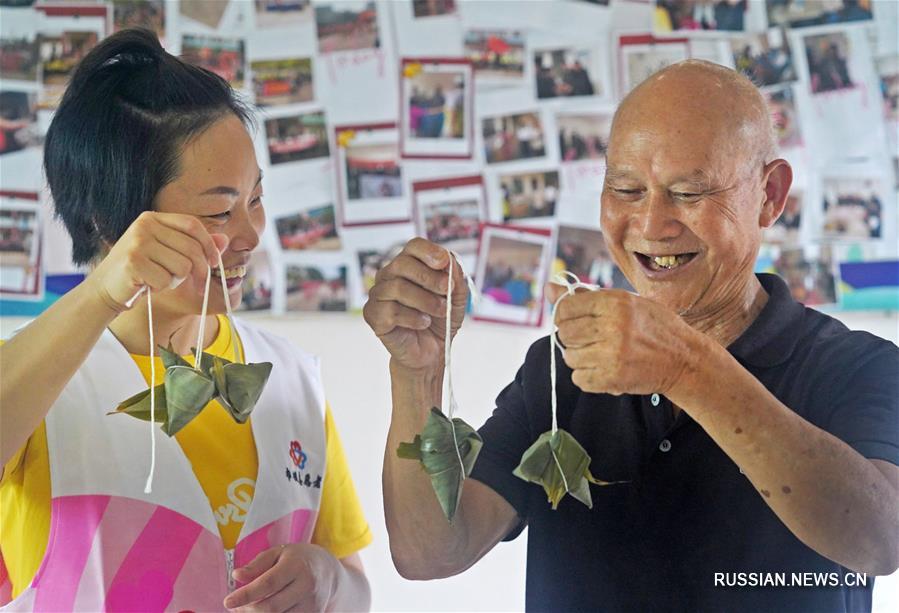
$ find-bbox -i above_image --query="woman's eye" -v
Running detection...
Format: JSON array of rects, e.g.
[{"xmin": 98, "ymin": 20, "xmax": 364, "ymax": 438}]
[{"xmin": 205, "ymin": 211, "xmax": 231, "ymax": 221}]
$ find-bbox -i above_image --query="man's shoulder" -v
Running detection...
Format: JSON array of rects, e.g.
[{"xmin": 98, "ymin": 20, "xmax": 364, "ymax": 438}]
[{"xmin": 798, "ymin": 307, "xmax": 898, "ymax": 365}]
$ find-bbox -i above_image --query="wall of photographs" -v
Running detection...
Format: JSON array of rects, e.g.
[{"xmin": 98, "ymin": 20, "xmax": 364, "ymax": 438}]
[{"xmin": 1, "ymin": 0, "xmax": 897, "ymax": 321}]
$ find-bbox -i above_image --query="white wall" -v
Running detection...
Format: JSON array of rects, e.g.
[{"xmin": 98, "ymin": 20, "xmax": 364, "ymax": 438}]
[{"xmin": 3, "ymin": 309, "xmax": 897, "ymax": 611}]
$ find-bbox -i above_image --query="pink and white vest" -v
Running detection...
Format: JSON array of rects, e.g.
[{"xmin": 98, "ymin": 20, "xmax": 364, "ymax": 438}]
[{"xmin": 0, "ymin": 319, "xmax": 327, "ymax": 611}]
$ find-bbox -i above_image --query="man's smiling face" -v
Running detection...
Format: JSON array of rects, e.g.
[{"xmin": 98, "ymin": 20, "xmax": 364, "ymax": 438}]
[{"xmin": 600, "ymin": 61, "xmax": 779, "ymax": 319}]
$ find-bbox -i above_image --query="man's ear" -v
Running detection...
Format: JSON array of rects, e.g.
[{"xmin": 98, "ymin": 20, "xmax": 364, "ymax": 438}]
[{"xmin": 759, "ymin": 159, "xmax": 793, "ymax": 229}]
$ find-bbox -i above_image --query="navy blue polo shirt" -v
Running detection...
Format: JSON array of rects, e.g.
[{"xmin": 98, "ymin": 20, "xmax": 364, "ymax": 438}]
[{"xmin": 470, "ymin": 273, "xmax": 899, "ymax": 612}]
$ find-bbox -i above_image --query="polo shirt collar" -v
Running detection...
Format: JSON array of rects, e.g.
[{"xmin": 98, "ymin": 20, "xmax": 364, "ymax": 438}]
[{"xmin": 726, "ymin": 273, "xmax": 805, "ymax": 368}]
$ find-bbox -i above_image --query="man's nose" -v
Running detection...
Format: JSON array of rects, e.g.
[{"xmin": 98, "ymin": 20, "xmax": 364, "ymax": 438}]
[{"xmin": 638, "ymin": 191, "xmax": 682, "ymax": 241}]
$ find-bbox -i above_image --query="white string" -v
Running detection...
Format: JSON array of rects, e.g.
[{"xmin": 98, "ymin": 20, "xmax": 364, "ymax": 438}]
[
  {"xmin": 216, "ymin": 256, "xmax": 239, "ymax": 363},
  {"xmin": 548, "ymin": 271, "xmax": 598, "ymax": 494},
  {"xmin": 194, "ymin": 266, "xmax": 212, "ymax": 367},
  {"xmin": 441, "ymin": 249, "xmax": 478, "ymax": 478},
  {"xmin": 143, "ymin": 288, "xmax": 157, "ymax": 494}
]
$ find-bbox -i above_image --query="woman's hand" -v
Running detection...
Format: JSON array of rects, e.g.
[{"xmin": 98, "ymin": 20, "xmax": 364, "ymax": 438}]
[
  {"xmin": 84, "ymin": 211, "xmax": 227, "ymax": 312},
  {"xmin": 223, "ymin": 544, "xmax": 351, "ymax": 612},
  {"xmin": 362, "ymin": 238, "xmax": 468, "ymax": 374}
]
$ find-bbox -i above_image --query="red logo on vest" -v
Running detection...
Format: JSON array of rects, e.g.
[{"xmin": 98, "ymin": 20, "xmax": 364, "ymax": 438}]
[{"xmin": 289, "ymin": 440, "xmax": 307, "ymax": 469}]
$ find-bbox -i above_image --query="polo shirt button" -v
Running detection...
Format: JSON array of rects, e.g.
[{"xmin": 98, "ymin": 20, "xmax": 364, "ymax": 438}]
[
  {"xmin": 659, "ymin": 439, "xmax": 672, "ymax": 452},
  {"xmin": 650, "ymin": 393, "xmax": 661, "ymax": 406}
]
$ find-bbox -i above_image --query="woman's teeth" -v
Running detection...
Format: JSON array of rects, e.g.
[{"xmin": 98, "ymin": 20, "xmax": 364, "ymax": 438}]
[{"xmin": 211, "ymin": 265, "xmax": 246, "ymax": 280}]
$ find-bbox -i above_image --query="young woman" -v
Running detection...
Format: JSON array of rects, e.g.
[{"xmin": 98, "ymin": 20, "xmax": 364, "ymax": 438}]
[{"xmin": 0, "ymin": 29, "xmax": 371, "ymax": 611}]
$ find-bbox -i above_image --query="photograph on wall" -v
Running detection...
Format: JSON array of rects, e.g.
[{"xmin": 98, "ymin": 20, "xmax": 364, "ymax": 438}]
[
  {"xmin": 763, "ymin": 190, "xmax": 803, "ymax": 245},
  {"xmin": 766, "ymin": 0, "xmax": 872, "ymax": 28},
  {"xmin": 254, "ymin": 0, "xmax": 312, "ymax": 28},
  {"xmin": 618, "ymin": 35, "xmax": 690, "ymax": 96},
  {"xmin": 730, "ymin": 28, "xmax": 796, "ymax": 87},
  {"xmin": 653, "ymin": 0, "xmax": 748, "ymax": 33},
  {"xmin": 335, "ymin": 123, "xmax": 408, "ymax": 227},
  {"xmin": 765, "ymin": 85, "xmax": 803, "ymax": 148},
  {"xmin": 400, "ymin": 58, "xmax": 473, "ymax": 159},
  {"xmin": 771, "ymin": 246, "xmax": 836, "ymax": 306},
  {"xmin": 838, "ymin": 259, "xmax": 899, "ymax": 311},
  {"xmin": 237, "ymin": 249, "xmax": 273, "ymax": 312},
  {"xmin": 314, "ymin": 1, "xmax": 380, "ymax": 54},
  {"xmin": 181, "ymin": 34, "xmax": 245, "ymax": 89},
  {"xmin": 0, "ymin": 34, "xmax": 39, "ymax": 82},
  {"xmin": 251, "ymin": 57, "xmax": 314, "ymax": 107},
  {"xmin": 464, "ymin": 29, "xmax": 526, "ymax": 85},
  {"xmin": 534, "ymin": 47, "xmax": 603, "ymax": 100},
  {"xmin": 804, "ymin": 32, "xmax": 855, "ymax": 95},
  {"xmin": 482, "ymin": 111, "xmax": 545, "ymax": 164},
  {"xmin": 113, "ymin": 0, "xmax": 165, "ymax": 39},
  {"xmin": 179, "ymin": 0, "xmax": 229, "ymax": 29},
  {"xmin": 356, "ymin": 238, "xmax": 408, "ymax": 305},
  {"xmin": 498, "ymin": 170, "xmax": 559, "ymax": 221},
  {"xmin": 413, "ymin": 0, "xmax": 457, "ymax": 18},
  {"xmin": 557, "ymin": 112, "xmax": 612, "ymax": 162},
  {"xmin": 877, "ymin": 55, "xmax": 898, "ymax": 151},
  {"xmin": 38, "ymin": 31, "xmax": 99, "ymax": 108},
  {"xmin": 265, "ymin": 111, "xmax": 329, "ymax": 165},
  {"xmin": 473, "ymin": 223, "xmax": 552, "ymax": 326},
  {"xmin": 285, "ymin": 262, "xmax": 348, "ymax": 312},
  {"xmin": 554, "ymin": 225, "xmax": 633, "ymax": 290},
  {"xmin": 0, "ymin": 194, "xmax": 42, "ymax": 299},
  {"xmin": 820, "ymin": 176, "xmax": 883, "ymax": 240},
  {"xmin": 0, "ymin": 91, "xmax": 41, "ymax": 156},
  {"xmin": 275, "ymin": 203, "xmax": 340, "ymax": 251},
  {"xmin": 413, "ymin": 176, "xmax": 485, "ymax": 255}
]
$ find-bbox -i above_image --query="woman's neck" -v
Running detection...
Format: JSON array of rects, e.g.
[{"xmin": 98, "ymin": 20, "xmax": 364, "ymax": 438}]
[{"xmin": 108, "ymin": 302, "xmax": 220, "ymax": 357}]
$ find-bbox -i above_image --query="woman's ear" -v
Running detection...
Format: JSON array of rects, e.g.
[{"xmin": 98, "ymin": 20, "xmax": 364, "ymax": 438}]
[{"xmin": 759, "ymin": 159, "xmax": 793, "ymax": 229}]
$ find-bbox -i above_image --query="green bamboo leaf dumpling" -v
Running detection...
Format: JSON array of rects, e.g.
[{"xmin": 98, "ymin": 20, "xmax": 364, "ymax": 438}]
[
  {"xmin": 108, "ymin": 383, "xmax": 168, "ymax": 424},
  {"xmin": 513, "ymin": 429, "xmax": 624, "ymax": 510},
  {"xmin": 397, "ymin": 407, "xmax": 483, "ymax": 522},
  {"xmin": 212, "ymin": 358, "xmax": 273, "ymax": 423},
  {"xmin": 163, "ymin": 365, "xmax": 216, "ymax": 436}
]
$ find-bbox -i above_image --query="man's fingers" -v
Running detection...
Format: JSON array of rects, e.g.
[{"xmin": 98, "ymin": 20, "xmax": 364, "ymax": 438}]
[
  {"xmin": 556, "ymin": 316, "xmax": 604, "ymax": 348},
  {"xmin": 402, "ymin": 237, "xmax": 451, "ymax": 270},
  {"xmin": 378, "ymin": 253, "xmax": 449, "ymax": 295},
  {"xmin": 363, "ymin": 300, "xmax": 432, "ymax": 336},
  {"xmin": 371, "ymin": 278, "xmax": 446, "ymax": 319}
]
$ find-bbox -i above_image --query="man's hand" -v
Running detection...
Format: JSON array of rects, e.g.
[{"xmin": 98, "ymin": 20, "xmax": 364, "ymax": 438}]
[
  {"xmin": 363, "ymin": 238, "xmax": 468, "ymax": 373},
  {"xmin": 223, "ymin": 544, "xmax": 341, "ymax": 612},
  {"xmin": 547, "ymin": 283, "xmax": 700, "ymax": 396}
]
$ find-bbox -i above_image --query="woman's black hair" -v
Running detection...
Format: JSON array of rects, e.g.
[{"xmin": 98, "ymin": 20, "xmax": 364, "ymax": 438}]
[{"xmin": 44, "ymin": 28, "xmax": 252, "ymax": 265}]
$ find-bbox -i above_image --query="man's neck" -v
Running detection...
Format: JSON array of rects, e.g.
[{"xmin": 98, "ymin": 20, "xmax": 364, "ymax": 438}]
[
  {"xmin": 108, "ymin": 305, "xmax": 220, "ymax": 358},
  {"xmin": 682, "ymin": 275, "xmax": 769, "ymax": 349}
]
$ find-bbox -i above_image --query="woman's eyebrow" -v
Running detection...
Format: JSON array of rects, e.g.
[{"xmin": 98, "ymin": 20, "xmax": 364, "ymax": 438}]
[{"xmin": 198, "ymin": 170, "xmax": 263, "ymax": 197}]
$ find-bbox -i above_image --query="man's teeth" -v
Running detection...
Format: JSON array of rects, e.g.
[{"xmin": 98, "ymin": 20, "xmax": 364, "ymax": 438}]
[
  {"xmin": 652, "ymin": 255, "xmax": 687, "ymax": 269},
  {"xmin": 211, "ymin": 265, "xmax": 246, "ymax": 280}
]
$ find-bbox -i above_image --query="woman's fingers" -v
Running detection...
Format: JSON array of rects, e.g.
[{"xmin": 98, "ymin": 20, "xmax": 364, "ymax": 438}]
[{"xmin": 369, "ymin": 277, "xmax": 446, "ymax": 319}]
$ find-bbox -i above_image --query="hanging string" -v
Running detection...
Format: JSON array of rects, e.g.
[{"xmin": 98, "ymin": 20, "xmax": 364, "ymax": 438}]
[
  {"xmin": 216, "ymin": 256, "xmax": 240, "ymax": 363},
  {"xmin": 547, "ymin": 271, "xmax": 599, "ymax": 494},
  {"xmin": 194, "ymin": 266, "xmax": 212, "ymax": 367},
  {"xmin": 441, "ymin": 249, "xmax": 478, "ymax": 477},
  {"xmin": 143, "ymin": 288, "xmax": 157, "ymax": 494}
]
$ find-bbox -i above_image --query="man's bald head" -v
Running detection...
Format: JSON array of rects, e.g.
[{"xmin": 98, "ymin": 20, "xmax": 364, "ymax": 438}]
[{"xmin": 612, "ymin": 60, "xmax": 778, "ymax": 169}]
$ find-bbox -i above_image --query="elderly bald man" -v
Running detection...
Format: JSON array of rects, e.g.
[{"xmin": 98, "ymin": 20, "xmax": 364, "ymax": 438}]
[{"xmin": 363, "ymin": 60, "xmax": 899, "ymax": 612}]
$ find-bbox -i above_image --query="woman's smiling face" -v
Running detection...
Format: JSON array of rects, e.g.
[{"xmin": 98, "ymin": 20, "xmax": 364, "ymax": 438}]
[{"xmin": 152, "ymin": 114, "xmax": 265, "ymax": 315}]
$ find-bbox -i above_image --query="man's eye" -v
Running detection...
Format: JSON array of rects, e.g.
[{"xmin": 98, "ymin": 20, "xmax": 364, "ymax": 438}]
[
  {"xmin": 612, "ymin": 188, "xmax": 641, "ymax": 195},
  {"xmin": 673, "ymin": 192, "xmax": 701, "ymax": 200},
  {"xmin": 205, "ymin": 211, "xmax": 231, "ymax": 221}
]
